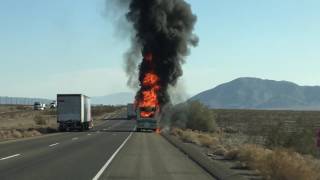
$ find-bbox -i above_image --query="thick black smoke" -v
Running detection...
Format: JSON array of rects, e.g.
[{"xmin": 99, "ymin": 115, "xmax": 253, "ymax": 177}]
[
  {"xmin": 129, "ymin": 0, "xmax": 198, "ymax": 108},
  {"xmin": 110, "ymin": 0, "xmax": 198, "ymax": 108}
]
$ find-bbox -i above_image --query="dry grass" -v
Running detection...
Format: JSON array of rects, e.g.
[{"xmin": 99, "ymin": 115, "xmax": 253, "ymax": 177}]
[
  {"xmin": 34, "ymin": 115, "xmax": 47, "ymax": 125},
  {"xmin": 232, "ymin": 145, "xmax": 320, "ymax": 180},
  {"xmin": 0, "ymin": 105, "xmax": 32, "ymax": 112},
  {"xmin": 0, "ymin": 129, "xmax": 42, "ymax": 139},
  {"xmin": 0, "ymin": 107, "xmax": 57, "ymax": 140},
  {"xmin": 171, "ymin": 128, "xmax": 320, "ymax": 180},
  {"xmin": 171, "ymin": 128, "xmax": 220, "ymax": 148},
  {"xmin": 0, "ymin": 111, "xmax": 57, "ymax": 129},
  {"xmin": 0, "ymin": 105, "xmax": 122, "ymax": 140}
]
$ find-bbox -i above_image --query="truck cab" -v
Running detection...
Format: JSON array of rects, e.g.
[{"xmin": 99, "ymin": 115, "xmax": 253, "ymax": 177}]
[{"xmin": 136, "ymin": 106, "xmax": 159, "ymax": 132}]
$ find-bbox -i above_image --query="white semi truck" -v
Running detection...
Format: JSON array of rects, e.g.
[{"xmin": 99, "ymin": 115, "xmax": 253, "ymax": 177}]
[{"xmin": 57, "ymin": 94, "xmax": 93, "ymax": 131}]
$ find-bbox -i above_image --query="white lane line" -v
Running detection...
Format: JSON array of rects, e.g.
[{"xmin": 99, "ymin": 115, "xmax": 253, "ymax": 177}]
[
  {"xmin": 72, "ymin": 137, "xmax": 79, "ymax": 140},
  {"xmin": 87, "ymin": 133, "xmax": 91, "ymax": 136},
  {"xmin": 49, "ymin": 143, "xmax": 59, "ymax": 147},
  {"xmin": 92, "ymin": 132, "xmax": 133, "ymax": 180},
  {"xmin": 0, "ymin": 154, "xmax": 21, "ymax": 161}
]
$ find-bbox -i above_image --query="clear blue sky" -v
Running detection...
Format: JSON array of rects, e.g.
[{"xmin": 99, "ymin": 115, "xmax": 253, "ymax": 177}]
[{"xmin": 0, "ymin": 0, "xmax": 319, "ymax": 99}]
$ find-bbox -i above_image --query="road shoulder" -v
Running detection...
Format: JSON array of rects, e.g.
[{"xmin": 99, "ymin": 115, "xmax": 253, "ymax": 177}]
[{"xmin": 162, "ymin": 133, "xmax": 260, "ymax": 180}]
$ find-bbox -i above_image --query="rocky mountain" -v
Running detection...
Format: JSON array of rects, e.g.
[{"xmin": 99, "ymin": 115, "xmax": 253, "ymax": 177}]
[
  {"xmin": 190, "ymin": 77, "xmax": 320, "ymax": 110},
  {"xmin": 91, "ymin": 92, "xmax": 134, "ymax": 105}
]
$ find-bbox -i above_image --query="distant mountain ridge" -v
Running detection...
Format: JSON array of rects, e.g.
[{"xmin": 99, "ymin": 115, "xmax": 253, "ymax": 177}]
[
  {"xmin": 91, "ymin": 92, "xmax": 134, "ymax": 105},
  {"xmin": 190, "ymin": 77, "xmax": 320, "ymax": 110}
]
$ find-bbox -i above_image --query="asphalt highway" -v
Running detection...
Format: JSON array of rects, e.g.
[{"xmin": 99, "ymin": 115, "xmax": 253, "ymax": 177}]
[
  {"xmin": 0, "ymin": 119, "xmax": 215, "ymax": 180},
  {"xmin": 0, "ymin": 120, "xmax": 135, "ymax": 180},
  {"xmin": 100, "ymin": 132, "xmax": 214, "ymax": 180}
]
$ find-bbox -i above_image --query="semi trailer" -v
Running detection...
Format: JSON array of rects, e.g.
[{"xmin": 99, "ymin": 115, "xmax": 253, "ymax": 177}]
[
  {"xmin": 127, "ymin": 103, "xmax": 137, "ymax": 119},
  {"xmin": 57, "ymin": 94, "xmax": 93, "ymax": 131},
  {"xmin": 136, "ymin": 106, "xmax": 159, "ymax": 132}
]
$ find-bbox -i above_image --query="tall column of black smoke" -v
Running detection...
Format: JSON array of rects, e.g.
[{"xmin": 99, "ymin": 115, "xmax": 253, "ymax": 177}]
[
  {"xmin": 129, "ymin": 0, "xmax": 198, "ymax": 109},
  {"xmin": 110, "ymin": 0, "xmax": 198, "ymax": 109}
]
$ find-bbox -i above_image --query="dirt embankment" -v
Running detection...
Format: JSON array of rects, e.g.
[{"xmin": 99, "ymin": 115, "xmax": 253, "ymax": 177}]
[{"xmin": 0, "ymin": 105, "xmax": 122, "ymax": 140}]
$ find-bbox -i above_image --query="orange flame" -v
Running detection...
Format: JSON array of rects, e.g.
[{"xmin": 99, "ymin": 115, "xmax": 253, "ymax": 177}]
[
  {"xmin": 143, "ymin": 72, "xmax": 159, "ymax": 86},
  {"xmin": 137, "ymin": 53, "xmax": 160, "ymax": 118},
  {"xmin": 140, "ymin": 111, "xmax": 154, "ymax": 118}
]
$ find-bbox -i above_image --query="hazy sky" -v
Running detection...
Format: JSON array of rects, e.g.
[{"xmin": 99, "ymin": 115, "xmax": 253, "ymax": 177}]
[{"xmin": 0, "ymin": 0, "xmax": 319, "ymax": 99}]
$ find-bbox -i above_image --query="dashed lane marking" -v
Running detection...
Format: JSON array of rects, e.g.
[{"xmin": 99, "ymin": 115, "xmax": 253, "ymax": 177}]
[
  {"xmin": 92, "ymin": 132, "xmax": 133, "ymax": 180},
  {"xmin": 0, "ymin": 154, "xmax": 21, "ymax": 161},
  {"xmin": 49, "ymin": 143, "xmax": 59, "ymax": 147}
]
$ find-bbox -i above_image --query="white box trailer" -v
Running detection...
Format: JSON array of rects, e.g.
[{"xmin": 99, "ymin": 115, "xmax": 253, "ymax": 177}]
[{"xmin": 57, "ymin": 94, "xmax": 93, "ymax": 131}]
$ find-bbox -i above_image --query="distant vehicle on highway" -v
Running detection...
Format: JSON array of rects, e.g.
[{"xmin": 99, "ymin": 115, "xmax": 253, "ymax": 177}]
[
  {"xmin": 33, "ymin": 102, "xmax": 45, "ymax": 110},
  {"xmin": 49, "ymin": 101, "xmax": 57, "ymax": 109},
  {"xmin": 127, "ymin": 103, "xmax": 137, "ymax": 119},
  {"xmin": 57, "ymin": 94, "xmax": 93, "ymax": 131},
  {"xmin": 136, "ymin": 106, "xmax": 159, "ymax": 132}
]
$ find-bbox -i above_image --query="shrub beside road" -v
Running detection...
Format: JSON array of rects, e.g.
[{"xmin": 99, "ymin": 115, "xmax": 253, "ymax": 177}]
[
  {"xmin": 164, "ymin": 101, "xmax": 320, "ymax": 180},
  {"xmin": 170, "ymin": 128, "xmax": 320, "ymax": 180}
]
